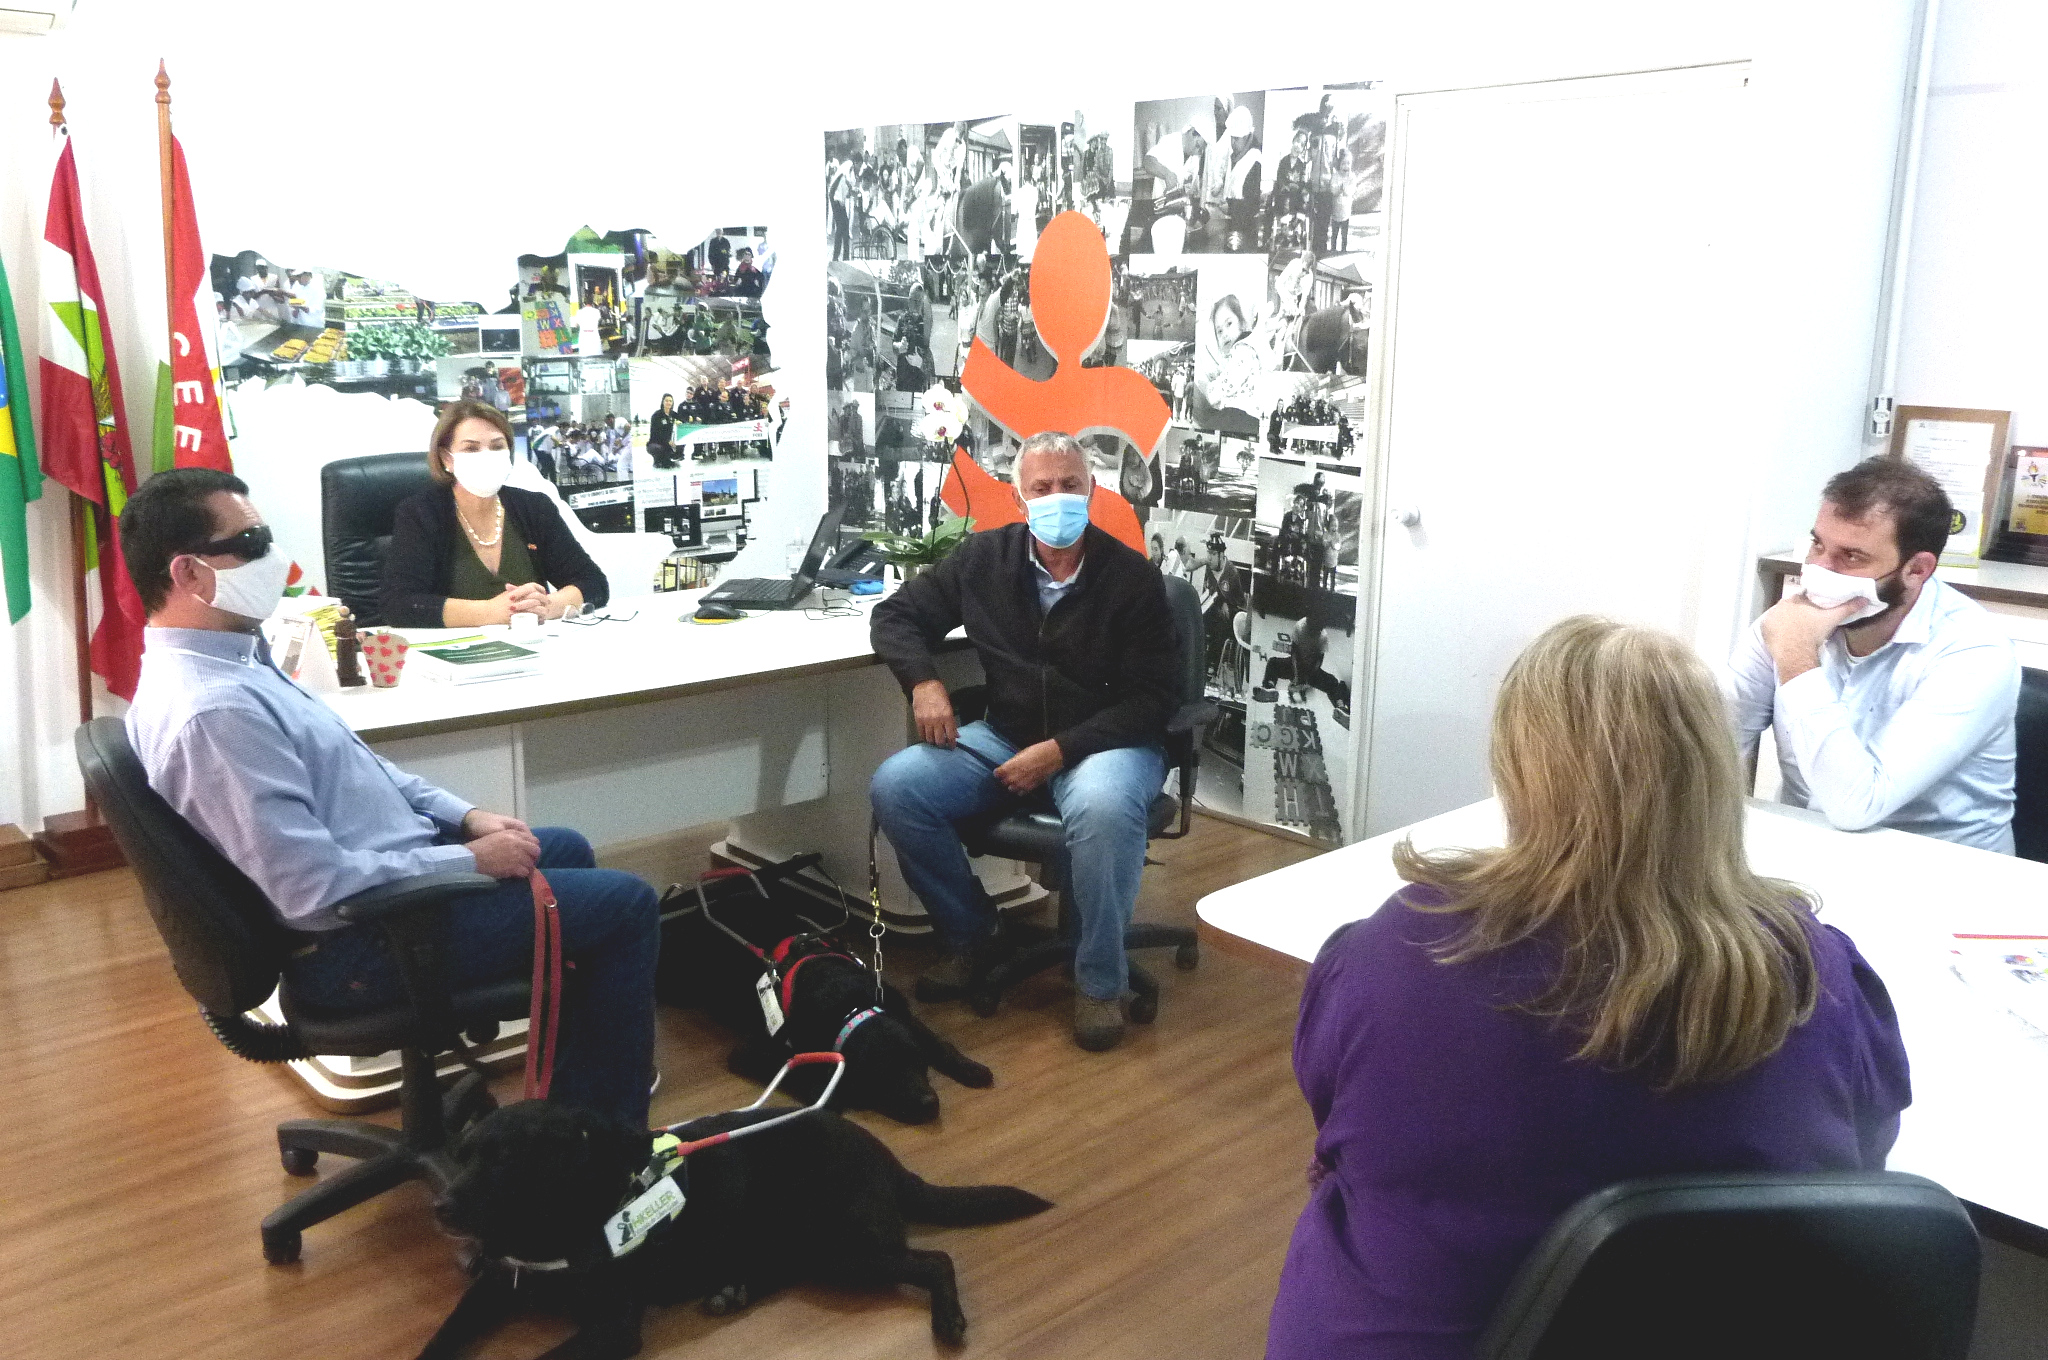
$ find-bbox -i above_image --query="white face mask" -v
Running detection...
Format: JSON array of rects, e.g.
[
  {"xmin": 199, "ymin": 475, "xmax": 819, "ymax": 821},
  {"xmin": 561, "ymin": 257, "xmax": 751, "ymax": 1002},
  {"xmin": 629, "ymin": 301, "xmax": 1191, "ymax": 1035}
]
[
  {"xmin": 201, "ymin": 549, "xmax": 293, "ymax": 622},
  {"xmin": 1792, "ymin": 562, "xmax": 1888, "ymax": 623},
  {"xmin": 450, "ymin": 446, "xmax": 512, "ymax": 498}
]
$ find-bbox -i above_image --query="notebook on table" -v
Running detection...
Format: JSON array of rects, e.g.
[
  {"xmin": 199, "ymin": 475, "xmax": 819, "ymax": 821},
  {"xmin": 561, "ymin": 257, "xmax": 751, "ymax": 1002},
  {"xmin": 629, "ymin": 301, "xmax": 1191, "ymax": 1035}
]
[{"xmin": 409, "ymin": 638, "xmax": 542, "ymax": 685}]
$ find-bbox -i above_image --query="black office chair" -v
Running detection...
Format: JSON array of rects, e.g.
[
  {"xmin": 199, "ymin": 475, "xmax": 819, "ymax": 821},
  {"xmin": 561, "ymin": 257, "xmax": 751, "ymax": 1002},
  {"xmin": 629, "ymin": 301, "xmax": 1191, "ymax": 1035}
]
[
  {"xmin": 2012, "ymin": 666, "xmax": 2048, "ymax": 863},
  {"xmin": 945, "ymin": 575, "xmax": 1213, "ymax": 1023},
  {"xmin": 75, "ymin": 717, "xmax": 526, "ymax": 1265},
  {"xmin": 1475, "ymin": 1171, "xmax": 1981, "ymax": 1360},
  {"xmin": 321, "ymin": 452, "xmax": 436, "ymax": 625}
]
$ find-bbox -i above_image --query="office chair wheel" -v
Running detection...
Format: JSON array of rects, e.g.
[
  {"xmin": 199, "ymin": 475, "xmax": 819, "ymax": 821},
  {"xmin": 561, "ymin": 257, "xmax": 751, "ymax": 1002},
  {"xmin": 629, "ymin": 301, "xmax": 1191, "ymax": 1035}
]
[
  {"xmin": 262, "ymin": 1228, "xmax": 302, "ymax": 1265},
  {"xmin": 1128, "ymin": 991, "xmax": 1159, "ymax": 1024},
  {"xmin": 1175, "ymin": 942, "xmax": 1200, "ymax": 971},
  {"xmin": 967, "ymin": 986, "xmax": 1001, "ymax": 1019},
  {"xmin": 279, "ymin": 1146, "xmax": 318, "ymax": 1176}
]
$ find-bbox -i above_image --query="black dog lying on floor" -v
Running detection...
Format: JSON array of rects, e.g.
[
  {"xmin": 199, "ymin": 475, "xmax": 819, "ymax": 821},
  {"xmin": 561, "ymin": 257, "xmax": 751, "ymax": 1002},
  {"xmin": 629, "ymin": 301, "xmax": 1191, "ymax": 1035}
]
[
  {"xmin": 417, "ymin": 1098, "xmax": 1052, "ymax": 1360},
  {"xmin": 657, "ymin": 883, "xmax": 994, "ymax": 1123}
]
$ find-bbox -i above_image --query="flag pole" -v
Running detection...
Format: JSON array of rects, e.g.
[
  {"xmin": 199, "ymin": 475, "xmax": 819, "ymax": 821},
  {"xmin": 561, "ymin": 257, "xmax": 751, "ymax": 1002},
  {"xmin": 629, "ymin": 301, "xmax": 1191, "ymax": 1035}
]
[
  {"xmin": 49, "ymin": 79, "xmax": 90, "ymax": 729},
  {"xmin": 156, "ymin": 63, "xmax": 175, "ymax": 407},
  {"xmin": 30, "ymin": 78, "xmax": 124, "ymax": 877}
]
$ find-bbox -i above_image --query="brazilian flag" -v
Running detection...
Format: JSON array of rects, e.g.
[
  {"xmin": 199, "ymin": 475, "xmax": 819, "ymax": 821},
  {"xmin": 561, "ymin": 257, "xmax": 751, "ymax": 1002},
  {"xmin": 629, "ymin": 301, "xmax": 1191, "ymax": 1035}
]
[{"xmin": 0, "ymin": 249, "xmax": 43, "ymax": 624}]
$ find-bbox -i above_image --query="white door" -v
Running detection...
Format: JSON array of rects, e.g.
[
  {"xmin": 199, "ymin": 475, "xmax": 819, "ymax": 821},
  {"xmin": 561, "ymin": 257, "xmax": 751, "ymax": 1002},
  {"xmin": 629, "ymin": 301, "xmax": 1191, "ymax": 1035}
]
[{"xmin": 1357, "ymin": 65, "xmax": 1752, "ymax": 836}]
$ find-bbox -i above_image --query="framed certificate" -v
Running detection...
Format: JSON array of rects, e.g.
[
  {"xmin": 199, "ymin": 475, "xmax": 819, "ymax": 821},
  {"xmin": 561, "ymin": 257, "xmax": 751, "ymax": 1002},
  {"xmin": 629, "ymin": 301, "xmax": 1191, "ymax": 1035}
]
[
  {"xmin": 2007, "ymin": 447, "xmax": 2048, "ymax": 534},
  {"xmin": 1985, "ymin": 445, "xmax": 2048, "ymax": 566},
  {"xmin": 1889, "ymin": 405, "xmax": 2010, "ymax": 566}
]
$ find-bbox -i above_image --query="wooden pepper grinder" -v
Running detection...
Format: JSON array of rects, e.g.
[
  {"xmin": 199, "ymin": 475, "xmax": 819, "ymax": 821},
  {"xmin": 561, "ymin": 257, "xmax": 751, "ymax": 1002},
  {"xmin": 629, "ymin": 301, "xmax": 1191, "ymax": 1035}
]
[{"xmin": 334, "ymin": 606, "xmax": 367, "ymax": 687}]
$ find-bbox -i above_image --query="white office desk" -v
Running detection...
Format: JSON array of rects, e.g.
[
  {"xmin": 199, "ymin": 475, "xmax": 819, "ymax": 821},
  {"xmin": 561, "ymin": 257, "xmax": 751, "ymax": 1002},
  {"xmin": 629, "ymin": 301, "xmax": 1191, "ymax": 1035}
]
[
  {"xmin": 1198, "ymin": 798, "xmax": 2048, "ymax": 1235},
  {"xmin": 324, "ymin": 592, "xmax": 901, "ymax": 745},
  {"xmin": 316, "ymin": 591, "xmax": 998, "ymax": 927}
]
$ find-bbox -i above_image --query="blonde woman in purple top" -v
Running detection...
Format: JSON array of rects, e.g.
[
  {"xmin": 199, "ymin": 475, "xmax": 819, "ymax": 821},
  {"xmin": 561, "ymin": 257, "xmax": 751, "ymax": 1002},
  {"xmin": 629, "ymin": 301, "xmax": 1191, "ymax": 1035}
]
[{"xmin": 1268, "ymin": 616, "xmax": 1911, "ymax": 1359}]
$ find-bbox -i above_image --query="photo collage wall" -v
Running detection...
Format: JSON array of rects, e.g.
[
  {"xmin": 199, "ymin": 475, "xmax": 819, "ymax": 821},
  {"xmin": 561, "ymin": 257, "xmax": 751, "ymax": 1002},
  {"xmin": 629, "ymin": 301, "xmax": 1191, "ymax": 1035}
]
[
  {"xmin": 210, "ymin": 226, "xmax": 783, "ymax": 559},
  {"xmin": 826, "ymin": 82, "xmax": 1383, "ymax": 843}
]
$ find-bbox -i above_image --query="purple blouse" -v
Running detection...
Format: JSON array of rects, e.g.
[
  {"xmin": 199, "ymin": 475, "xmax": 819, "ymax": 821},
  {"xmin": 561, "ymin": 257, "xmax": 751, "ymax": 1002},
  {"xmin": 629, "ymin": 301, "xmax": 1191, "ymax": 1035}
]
[{"xmin": 1266, "ymin": 886, "xmax": 1912, "ymax": 1360}]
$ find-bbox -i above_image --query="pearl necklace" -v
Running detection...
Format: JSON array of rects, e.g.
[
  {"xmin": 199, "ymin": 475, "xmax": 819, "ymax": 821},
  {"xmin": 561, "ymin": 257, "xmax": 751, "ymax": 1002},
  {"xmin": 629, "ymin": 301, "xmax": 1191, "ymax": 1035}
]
[{"xmin": 458, "ymin": 498, "xmax": 504, "ymax": 549}]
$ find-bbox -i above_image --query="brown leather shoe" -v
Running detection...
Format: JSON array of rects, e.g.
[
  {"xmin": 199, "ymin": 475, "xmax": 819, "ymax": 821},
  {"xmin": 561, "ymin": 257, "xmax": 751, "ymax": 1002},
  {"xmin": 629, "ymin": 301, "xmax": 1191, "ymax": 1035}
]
[
  {"xmin": 915, "ymin": 952, "xmax": 973, "ymax": 1000},
  {"xmin": 916, "ymin": 929, "xmax": 1016, "ymax": 1003},
  {"xmin": 1073, "ymin": 992, "xmax": 1127, "ymax": 1052}
]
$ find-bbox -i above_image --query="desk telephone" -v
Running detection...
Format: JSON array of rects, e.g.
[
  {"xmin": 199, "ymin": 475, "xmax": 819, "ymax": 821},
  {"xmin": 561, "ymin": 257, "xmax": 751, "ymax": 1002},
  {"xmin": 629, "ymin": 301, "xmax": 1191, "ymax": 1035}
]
[{"xmin": 817, "ymin": 538, "xmax": 887, "ymax": 587}]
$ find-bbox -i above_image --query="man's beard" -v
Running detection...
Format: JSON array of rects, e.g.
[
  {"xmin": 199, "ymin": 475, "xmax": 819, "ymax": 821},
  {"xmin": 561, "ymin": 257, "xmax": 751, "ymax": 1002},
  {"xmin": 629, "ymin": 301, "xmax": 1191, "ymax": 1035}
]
[{"xmin": 1844, "ymin": 567, "xmax": 1908, "ymax": 631}]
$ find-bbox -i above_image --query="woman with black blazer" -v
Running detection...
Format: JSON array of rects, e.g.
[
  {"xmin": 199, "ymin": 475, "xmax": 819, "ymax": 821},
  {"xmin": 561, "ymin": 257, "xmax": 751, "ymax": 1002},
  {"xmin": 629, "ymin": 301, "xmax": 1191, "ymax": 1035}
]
[{"xmin": 380, "ymin": 400, "xmax": 609, "ymax": 628}]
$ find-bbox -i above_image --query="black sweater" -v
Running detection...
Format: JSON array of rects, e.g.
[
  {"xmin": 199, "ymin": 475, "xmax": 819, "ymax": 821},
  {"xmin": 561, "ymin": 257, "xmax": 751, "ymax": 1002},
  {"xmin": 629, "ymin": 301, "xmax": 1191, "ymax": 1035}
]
[
  {"xmin": 870, "ymin": 523, "xmax": 1175, "ymax": 764},
  {"xmin": 380, "ymin": 484, "xmax": 610, "ymax": 628}
]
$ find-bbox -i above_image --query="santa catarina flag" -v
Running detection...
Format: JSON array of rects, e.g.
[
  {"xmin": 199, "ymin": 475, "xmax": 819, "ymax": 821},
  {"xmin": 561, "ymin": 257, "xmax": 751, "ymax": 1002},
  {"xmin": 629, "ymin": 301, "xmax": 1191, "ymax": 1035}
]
[
  {"xmin": 41, "ymin": 132, "xmax": 146, "ymax": 699},
  {"xmin": 152, "ymin": 133, "xmax": 228, "ymax": 474},
  {"xmin": 0, "ymin": 249, "xmax": 44, "ymax": 624}
]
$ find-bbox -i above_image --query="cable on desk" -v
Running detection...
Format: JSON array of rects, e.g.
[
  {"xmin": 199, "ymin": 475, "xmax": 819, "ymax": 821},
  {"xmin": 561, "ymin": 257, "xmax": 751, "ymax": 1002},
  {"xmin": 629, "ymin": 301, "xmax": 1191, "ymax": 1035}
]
[{"xmin": 804, "ymin": 589, "xmax": 872, "ymax": 622}]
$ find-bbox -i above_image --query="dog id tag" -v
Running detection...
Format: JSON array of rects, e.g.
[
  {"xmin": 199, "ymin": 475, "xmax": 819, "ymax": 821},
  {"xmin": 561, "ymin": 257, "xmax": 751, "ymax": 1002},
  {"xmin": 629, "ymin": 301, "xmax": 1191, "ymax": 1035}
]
[
  {"xmin": 606, "ymin": 1174, "xmax": 687, "ymax": 1258},
  {"xmin": 755, "ymin": 971, "xmax": 786, "ymax": 1035}
]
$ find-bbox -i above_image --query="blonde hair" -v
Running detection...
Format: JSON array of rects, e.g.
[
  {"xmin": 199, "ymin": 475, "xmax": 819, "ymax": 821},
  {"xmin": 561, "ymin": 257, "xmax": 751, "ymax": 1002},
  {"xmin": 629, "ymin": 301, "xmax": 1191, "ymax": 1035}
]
[
  {"xmin": 1394, "ymin": 616, "xmax": 1818, "ymax": 1089},
  {"xmin": 427, "ymin": 401, "xmax": 515, "ymax": 485}
]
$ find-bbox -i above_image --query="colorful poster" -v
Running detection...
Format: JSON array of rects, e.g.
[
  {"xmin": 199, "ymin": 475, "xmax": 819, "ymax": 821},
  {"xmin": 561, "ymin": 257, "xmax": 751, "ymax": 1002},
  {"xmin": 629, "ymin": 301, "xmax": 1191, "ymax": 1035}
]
[{"xmin": 214, "ymin": 227, "xmax": 779, "ymax": 542}]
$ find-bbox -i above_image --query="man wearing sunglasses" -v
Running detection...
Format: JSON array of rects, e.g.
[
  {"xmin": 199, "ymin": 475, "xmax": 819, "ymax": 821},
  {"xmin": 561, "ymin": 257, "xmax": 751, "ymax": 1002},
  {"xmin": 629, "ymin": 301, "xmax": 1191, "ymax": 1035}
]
[{"xmin": 118, "ymin": 469, "xmax": 660, "ymax": 1129}]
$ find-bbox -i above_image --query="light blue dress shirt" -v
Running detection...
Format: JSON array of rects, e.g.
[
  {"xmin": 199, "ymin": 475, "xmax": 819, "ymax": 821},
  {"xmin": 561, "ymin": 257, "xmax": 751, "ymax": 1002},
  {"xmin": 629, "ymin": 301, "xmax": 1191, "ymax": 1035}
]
[
  {"xmin": 1029, "ymin": 540, "xmax": 1083, "ymax": 614},
  {"xmin": 1726, "ymin": 577, "xmax": 2020, "ymax": 854},
  {"xmin": 124, "ymin": 627, "xmax": 478, "ymax": 929}
]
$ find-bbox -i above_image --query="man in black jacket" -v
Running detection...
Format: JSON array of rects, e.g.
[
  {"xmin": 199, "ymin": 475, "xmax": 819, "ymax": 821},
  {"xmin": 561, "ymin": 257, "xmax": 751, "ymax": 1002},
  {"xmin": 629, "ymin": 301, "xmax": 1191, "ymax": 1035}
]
[{"xmin": 870, "ymin": 433, "xmax": 1174, "ymax": 1051}]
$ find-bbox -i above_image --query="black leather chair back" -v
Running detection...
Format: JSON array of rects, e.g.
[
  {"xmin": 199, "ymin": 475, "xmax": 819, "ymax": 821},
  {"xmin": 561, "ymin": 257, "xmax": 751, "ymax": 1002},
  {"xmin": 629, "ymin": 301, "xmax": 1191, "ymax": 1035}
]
[
  {"xmin": 1476, "ymin": 1171, "xmax": 1980, "ymax": 1360},
  {"xmin": 1162, "ymin": 574, "xmax": 1205, "ymax": 716},
  {"xmin": 321, "ymin": 453, "xmax": 436, "ymax": 625},
  {"xmin": 2013, "ymin": 666, "xmax": 2048, "ymax": 862},
  {"xmin": 75, "ymin": 717, "xmax": 287, "ymax": 1016}
]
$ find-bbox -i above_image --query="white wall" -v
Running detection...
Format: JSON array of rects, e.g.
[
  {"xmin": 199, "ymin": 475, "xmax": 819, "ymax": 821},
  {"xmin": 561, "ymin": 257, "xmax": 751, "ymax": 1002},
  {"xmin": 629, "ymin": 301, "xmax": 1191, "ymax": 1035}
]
[
  {"xmin": 1894, "ymin": 0, "xmax": 2048, "ymax": 444},
  {"xmin": 0, "ymin": 0, "xmax": 1923, "ymax": 832}
]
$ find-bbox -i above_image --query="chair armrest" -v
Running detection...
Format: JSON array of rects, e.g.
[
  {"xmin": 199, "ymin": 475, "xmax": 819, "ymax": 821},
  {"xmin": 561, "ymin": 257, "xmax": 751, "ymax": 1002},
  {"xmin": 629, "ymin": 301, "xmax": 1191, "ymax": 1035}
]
[
  {"xmin": 337, "ymin": 872, "xmax": 500, "ymax": 1064},
  {"xmin": 948, "ymin": 684, "xmax": 989, "ymax": 725},
  {"xmin": 1155, "ymin": 701, "xmax": 1217, "ymax": 841},
  {"xmin": 333, "ymin": 871, "xmax": 499, "ymax": 925}
]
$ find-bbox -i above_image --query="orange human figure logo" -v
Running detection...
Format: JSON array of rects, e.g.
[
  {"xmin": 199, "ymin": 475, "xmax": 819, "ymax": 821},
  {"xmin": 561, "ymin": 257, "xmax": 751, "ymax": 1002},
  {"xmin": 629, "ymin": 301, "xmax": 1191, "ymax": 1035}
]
[{"xmin": 943, "ymin": 211, "xmax": 1166, "ymax": 552}]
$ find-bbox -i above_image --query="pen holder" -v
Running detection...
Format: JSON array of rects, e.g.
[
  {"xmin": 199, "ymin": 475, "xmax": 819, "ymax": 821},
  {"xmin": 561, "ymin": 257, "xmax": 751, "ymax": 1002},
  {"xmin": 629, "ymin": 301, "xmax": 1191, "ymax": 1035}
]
[{"xmin": 362, "ymin": 628, "xmax": 410, "ymax": 687}]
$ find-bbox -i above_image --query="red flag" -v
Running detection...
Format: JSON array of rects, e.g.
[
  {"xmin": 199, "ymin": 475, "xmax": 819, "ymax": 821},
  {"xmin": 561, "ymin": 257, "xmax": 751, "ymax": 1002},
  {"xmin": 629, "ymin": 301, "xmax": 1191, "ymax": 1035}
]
[
  {"xmin": 40, "ymin": 133, "xmax": 146, "ymax": 699},
  {"xmin": 164, "ymin": 135, "xmax": 229, "ymax": 470}
]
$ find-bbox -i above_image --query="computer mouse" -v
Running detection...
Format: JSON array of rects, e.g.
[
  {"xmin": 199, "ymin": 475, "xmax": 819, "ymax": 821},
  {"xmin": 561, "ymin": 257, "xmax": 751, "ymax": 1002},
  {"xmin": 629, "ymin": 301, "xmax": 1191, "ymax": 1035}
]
[{"xmin": 690, "ymin": 602, "xmax": 744, "ymax": 622}]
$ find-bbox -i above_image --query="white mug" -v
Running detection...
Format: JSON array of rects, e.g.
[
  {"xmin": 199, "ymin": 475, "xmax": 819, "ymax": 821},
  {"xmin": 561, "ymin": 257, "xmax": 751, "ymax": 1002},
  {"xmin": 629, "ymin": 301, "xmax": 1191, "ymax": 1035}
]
[{"xmin": 508, "ymin": 610, "xmax": 539, "ymax": 631}]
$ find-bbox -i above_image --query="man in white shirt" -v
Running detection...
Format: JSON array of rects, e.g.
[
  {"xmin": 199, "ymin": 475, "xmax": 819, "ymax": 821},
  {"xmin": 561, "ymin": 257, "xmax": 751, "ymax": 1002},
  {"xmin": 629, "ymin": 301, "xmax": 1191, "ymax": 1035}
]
[{"xmin": 1727, "ymin": 457, "xmax": 2020, "ymax": 853}]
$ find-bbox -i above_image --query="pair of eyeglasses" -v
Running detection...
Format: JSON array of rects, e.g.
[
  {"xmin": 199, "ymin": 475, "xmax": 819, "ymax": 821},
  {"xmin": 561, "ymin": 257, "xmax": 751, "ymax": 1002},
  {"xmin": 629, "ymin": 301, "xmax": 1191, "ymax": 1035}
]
[
  {"xmin": 191, "ymin": 525, "xmax": 274, "ymax": 561},
  {"xmin": 561, "ymin": 606, "xmax": 638, "ymax": 626}
]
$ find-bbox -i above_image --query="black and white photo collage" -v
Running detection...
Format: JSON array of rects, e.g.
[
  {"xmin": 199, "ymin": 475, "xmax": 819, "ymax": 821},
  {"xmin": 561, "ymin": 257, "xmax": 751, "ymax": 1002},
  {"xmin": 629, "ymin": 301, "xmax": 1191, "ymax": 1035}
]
[{"xmin": 825, "ymin": 82, "xmax": 1383, "ymax": 844}]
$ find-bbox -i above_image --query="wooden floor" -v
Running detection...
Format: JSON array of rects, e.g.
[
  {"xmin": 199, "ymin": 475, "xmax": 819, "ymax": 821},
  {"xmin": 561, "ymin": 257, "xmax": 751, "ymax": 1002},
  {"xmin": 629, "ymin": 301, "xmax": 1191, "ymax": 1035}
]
[{"xmin": 0, "ymin": 817, "xmax": 1320, "ymax": 1360}]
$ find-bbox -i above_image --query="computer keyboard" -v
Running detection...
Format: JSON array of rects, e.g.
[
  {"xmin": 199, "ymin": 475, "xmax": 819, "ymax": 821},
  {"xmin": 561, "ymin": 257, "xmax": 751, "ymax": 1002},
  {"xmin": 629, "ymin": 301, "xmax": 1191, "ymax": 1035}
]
[{"xmin": 713, "ymin": 578, "xmax": 803, "ymax": 602}]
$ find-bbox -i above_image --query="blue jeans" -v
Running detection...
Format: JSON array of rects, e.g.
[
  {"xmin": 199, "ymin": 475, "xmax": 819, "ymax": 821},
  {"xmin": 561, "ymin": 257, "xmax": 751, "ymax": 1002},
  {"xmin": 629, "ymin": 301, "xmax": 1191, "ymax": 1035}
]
[
  {"xmin": 870, "ymin": 722, "xmax": 1166, "ymax": 1001},
  {"xmin": 284, "ymin": 827, "xmax": 659, "ymax": 1129}
]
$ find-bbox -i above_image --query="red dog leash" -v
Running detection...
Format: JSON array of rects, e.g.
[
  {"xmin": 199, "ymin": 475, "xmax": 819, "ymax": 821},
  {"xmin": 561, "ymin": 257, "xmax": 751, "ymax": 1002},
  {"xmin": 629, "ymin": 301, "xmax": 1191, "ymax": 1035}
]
[{"xmin": 523, "ymin": 870, "xmax": 564, "ymax": 1101}]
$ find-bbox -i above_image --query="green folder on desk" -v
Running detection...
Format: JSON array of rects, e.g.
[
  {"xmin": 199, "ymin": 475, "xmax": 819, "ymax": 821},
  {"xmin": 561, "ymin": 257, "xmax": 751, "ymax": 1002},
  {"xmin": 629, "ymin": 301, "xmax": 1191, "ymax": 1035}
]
[
  {"xmin": 413, "ymin": 640, "xmax": 539, "ymax": 665},
  {"xmin": 410, "ymin": 639, "xmax": 542, "ymax": 684}
]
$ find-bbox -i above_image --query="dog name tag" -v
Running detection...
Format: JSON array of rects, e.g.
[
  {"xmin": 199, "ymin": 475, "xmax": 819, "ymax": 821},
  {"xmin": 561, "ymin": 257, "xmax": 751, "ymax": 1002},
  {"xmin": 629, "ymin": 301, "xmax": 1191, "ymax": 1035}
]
[
  {"xmin": 755, "ymin": 971, "xmax": 786, "ymax": 1035},
  {"xmin": 607, "ymin": 1174, "xmax": 687, "ymax": 1258}
]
